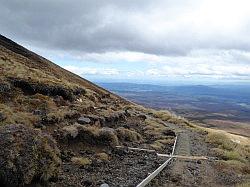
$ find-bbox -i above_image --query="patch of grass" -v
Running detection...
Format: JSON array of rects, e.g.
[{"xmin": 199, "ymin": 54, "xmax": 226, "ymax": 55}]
[
  {"xmin": 0, "ymin": 104, "xmax": 38, "ymax": 126},
  {"xmin": 152, "ymin": 110, "xmax": 188, "ymax": 125},
  {"xmin": 98, "ymin": 127, "xmax": 119, "ymax": 146},
  {"xmin": 116, "ymin": 127, "xmax": 142, "ymax": 142},
  {"xmin": 144, "ymin": 118, "xmax": 174, "ymax": 137},
  {"xmin": 216, "ymin": 160, "xmax": 250, "ymax": 174},
  {"xmin": 236, "ymin": 181, "xmax": 250, "ymax": 187},
  {"xmin": 150, "ymin": 141, "xmax": 165, "ymax": 151},
  {"xmin": 71, "ymin": 157, "xmax": 92, "ymax": 166},
  {"xmin": 206, "ymin": 132, "xmax": 235, "ymax": 150},
  {"xmin": 62, "ymin": 125, "xmax": 120, "ymax": 146},
  {"xmin": 206, "ymin": 131, "xmax": 250, "ymax": 171},
  {"xmin": 150, "ymin": 137, "xmax": 174, "ymax": 151},
  {"xmin": 95, "ymin": 152, "xmax": 110, "ymax": 161},
  {"xmin": 0, "ymin": 59, "xmax": 80, "ymax": 89},
  {"xmin": 224, "ymin": 151, "xmax": 243, "ymax": 162}
]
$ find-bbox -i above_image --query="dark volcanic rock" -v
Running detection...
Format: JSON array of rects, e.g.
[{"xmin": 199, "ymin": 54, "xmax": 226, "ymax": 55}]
[
  {"xmin": 33, "ymin": 109, "xmax": 45, "ymax": 116},
  {"xmin": 162, "ymin": 129, "xmax": 176, "ymax": 137},
  {"xmin": 137, "ymin": 114, "xmax": 147, "ymax": 120},
  {"xmin": 77, "ymin": 116, "xmax": 91, "ymax": 124},
  {"xmin": 0, "ymin": 82, "xmax": 11, "ymax": 93},
  {"xmin": 0, "ymin": 113, "xmax": 6, "ymax": 122},
  {"xmin": 0, "ymin": 124, "xmax": 61, "ymax": 186}
]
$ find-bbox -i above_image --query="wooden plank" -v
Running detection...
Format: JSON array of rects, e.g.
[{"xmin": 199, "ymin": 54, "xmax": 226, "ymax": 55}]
[
  {"xmin": 115, "ymin": 146, "xmax": 156, "ymax": 153},
  {"xmin": 157, "ymin": 154, "xmax": 208, "ymax": 160}
]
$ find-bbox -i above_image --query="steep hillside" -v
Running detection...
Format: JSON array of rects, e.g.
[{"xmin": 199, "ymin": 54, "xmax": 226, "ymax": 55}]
[
  {"xmin": 0, "ymin": 35, "xmax": 177, "ymax": 186},
  {"xmin": 0, "ymin": 35, "xmax": 249, "ymax": 187}
]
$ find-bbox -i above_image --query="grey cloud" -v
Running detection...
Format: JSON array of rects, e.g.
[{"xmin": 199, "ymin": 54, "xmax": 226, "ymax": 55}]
[{"xmin": 1, "ymin": 0, "xmax": 250, "ymax": 56}]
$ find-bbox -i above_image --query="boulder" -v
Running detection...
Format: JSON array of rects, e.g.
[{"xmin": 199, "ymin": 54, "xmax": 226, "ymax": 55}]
[
  {"xmin": 77, "ymin": 116, "xmax": 91, "ymax": 124},
  {"xmin": 0, "ymin": 112, "xmax": 5, "ymax": 122},
  {"xmin": 0, "ymin": 124, "xmax": 61, "ymax": 186},
  {"xmin": 33, "ymin": 109, "xmax": 44, "ymax": 115},
  {"xmin": 162, "ymin": 129, "xmax": 176, "ymax": 137},
  {"xmin": 137, "ymin": 114, "xmax": 147, "ymax": 120}
]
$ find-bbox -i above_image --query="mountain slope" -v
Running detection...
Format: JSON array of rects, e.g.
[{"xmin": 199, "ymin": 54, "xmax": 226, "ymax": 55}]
[
  {"xmin": 0, "ymin": 35, "xmax": 177, "ymax": 186},
  {"xmin": 0, "ymin": 35, "xmax": 249, "ymax": 187}
]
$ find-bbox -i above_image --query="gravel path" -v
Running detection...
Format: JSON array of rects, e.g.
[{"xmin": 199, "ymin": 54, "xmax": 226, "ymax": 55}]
[{"xmin": 148, "ymin": 122, "xmax": 224, "ymax": 187}]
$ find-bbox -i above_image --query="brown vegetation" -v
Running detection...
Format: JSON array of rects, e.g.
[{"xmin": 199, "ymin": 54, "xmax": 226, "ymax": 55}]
[{"xmin": 0, "ymin": 124, "xmax": 61, "ymax": 186}]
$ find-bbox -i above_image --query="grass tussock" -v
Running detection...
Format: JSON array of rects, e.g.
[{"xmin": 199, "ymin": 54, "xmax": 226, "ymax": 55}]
[
  {"xmin": 236, "ymin": 182, "xmax": 250, "ymax": 187},
  {"xmin": 71, "ymin": 157, "xmax": 92, "ymax": 166},
  {"xmin": 116, "ymin": 127, "xmax": 142, "ymax": 142},
  {"xmin": 0, "ymin": 104, "xmax": 38, "ymax": 126},
  {"xmin": 143, "ymin": 118, "xmax": 175, "ymax": 151},
  {"xmin": 63, "ymin": 125, "xmax": 120, "ymax": 146},
  {"xmin": 216, "ymin": 160, "xmax": 250, "ymax": 174},
  {"xmin": 130, "ymin": 105, "xmax": 196, "ymax": 128},
  {"xmin": 152, "ymin": 110, "xmax": 197, "ymax": 128},
  {"xmin": 206, "ymin": 131, "xmax": 250, "ymax": 168},
  {"xmin": 95, "ymin": 152, "xmax": 110, "ymax": 161},
  {"xmin": 150, "ymin": 138, "xmax": 174, "ymax": 151},
  {"xmin": 144, "ymin": 118, "xmax": 174, "ymax": 137}
]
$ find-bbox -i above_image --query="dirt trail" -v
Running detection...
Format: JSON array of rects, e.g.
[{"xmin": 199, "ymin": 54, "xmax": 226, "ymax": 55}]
[{"xmin": 148, "ymin": 121, "xmax": 226, "ymax": 187}]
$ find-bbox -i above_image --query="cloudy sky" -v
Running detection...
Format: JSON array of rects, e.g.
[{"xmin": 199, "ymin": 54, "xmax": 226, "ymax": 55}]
[{"xmin": 1, "ymin": 0, "xmax": 250, "ymax": 84}]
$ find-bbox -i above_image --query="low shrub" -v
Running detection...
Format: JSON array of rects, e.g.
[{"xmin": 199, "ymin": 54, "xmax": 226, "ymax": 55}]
[
  {"xmin": 116, "ymin": 127, "xmax": 142, "ymax": 142},
  {"xmin": 71, "ymin": 157, "xmax": 92, "ymax": 166},
  {"xmin": 61, "ymin": 125, "xmax": 119, "ymax": 146},
  {"xmin": 95, "ymin": 152, "xmax": 110, "ymax": 161}
]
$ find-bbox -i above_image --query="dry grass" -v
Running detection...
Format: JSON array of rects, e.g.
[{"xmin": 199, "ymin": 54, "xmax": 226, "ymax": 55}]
[
  {"xmin": 130, "ymin": 105, "xmax": 196, "ymax": 128},
  {"xmin": 116, "ymin": 127, "xmax": 142, "ymax": 142},
  {"xmin": 216, "ymin": 160, "xmax": 250, "ymax": 174},
  {"xmin": 0, "ymin": 104, "xmax": 38, "ymax": 126},
  {"xmin": 144, "ymin": 118, "xmax": 171, "ymax": 137},
  {"xmin": 71, "ymin": 157, "xmax": 92, "ymax": 166},
  {"xmin": 150, "ymin": 137, "xmax": 174, "ymax": 151},
  {"xmin": 0, "ymin": 58, "xmax": 80, "ymax": 89},
  {"xmin": 143, "ymin": 117, "xmax": 176, "ymax": 151},
  {"xmin": 203, "ymin": 128, "xmax": 250, "ymax": 186},
  {"xmin": 95, "ymin": 152, "xmax": 110, "ymax": 161},
  {"xmin": 206, "ymin": 131, "xmax": 250, "ymax": 168},
  {"xmin": 236, "ymin": 181, "xmax": 250, "ymax": 187},
  {"xmin": 152, "ymin": 110, "xmax": 198, "ymax": 128},
  {"xmin": 62, "ymin": 124, "xmax": 120, "ymax": 146}
]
